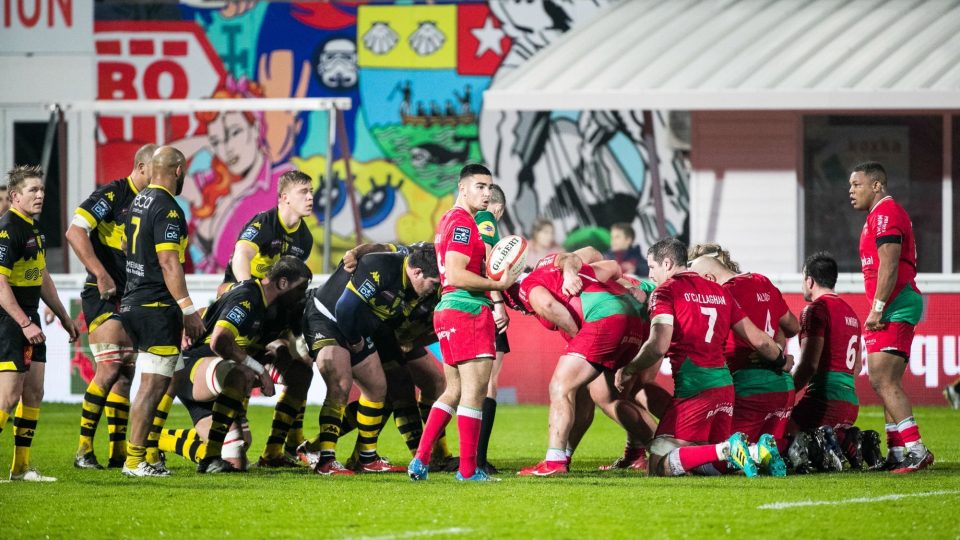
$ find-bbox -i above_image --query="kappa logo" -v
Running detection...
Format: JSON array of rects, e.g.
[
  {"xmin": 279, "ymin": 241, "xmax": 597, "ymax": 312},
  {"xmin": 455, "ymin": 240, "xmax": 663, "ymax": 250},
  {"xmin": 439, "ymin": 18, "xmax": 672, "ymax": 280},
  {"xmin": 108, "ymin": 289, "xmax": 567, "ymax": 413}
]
[
  {"xmin": 164, "ymin": 224, "xmax": 180, "ymax": 242},
  {"xmin": 358, "ymin": 280, "xmax": 377, "ymax": 300},
  {"xmin": 92, "ymin": 199, "xmax": 111, "ymax": 219},
  {"xmin": 106, "ymin": 192, "xmax": 115, "ymax": 202},
  {"xmin": 167, "ymin": 210, "xmax": 179, "ymax": 219},
  {"xmin": 226, "ymin": 306, "xmax": 247, "ymax": 325},
  {"xmin": 452, "ymin": 226, "xmax": 470, "ymax": 245},
  {"xmin": 370, "ymin": 271, "xmax": 380, "ymax": 284},
  {"xmin": 0, "ymin": 231, "xmax": 8, "ymax": 239},
  {"xmin": 240, "ymin": 300, "xmax": 252, "ymax": 310}
]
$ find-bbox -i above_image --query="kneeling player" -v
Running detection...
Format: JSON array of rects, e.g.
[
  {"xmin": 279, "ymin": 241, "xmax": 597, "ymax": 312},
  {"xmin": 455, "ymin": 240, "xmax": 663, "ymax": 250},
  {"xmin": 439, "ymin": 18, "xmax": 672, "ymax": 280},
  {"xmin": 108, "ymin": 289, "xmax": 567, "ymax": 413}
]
[
  {"xmin": 171, "ymin": 257, "xmax": 312, "ymax": 473},
  {"xmin": 621, "ymin": 239, "xmax": 789, "ymax": 478}
]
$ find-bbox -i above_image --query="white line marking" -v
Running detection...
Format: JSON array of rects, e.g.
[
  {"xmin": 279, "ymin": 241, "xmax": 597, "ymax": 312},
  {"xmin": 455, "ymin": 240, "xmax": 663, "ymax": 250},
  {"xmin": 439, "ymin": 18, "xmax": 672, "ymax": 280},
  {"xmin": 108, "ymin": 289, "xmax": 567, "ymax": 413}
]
[
  {"xmin": 759, "ymin": 490, "xmax": 960, "ymax": 510},
  {"xmin": 345, "ymin": 527, "xmax": 474, "ymax": 540}
]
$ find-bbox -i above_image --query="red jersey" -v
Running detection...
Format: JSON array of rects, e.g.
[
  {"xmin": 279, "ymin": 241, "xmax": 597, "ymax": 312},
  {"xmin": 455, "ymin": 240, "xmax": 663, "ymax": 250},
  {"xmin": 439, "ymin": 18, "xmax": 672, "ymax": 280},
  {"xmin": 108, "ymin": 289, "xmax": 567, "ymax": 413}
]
[
  {"xmin": 648, "ymin": 271, "xmax": 745, "ymax": 372},
  {"xmin": 859, "ymin": 196, "xmax": 918, "ymax": 302},
  {"xmin": 722, "ymin": 273, "xmax": 790, "ymax": 372},
  {"xmin": 517, "ymin": 254, "xmax": 581, "ymax": 329},
  {"xmin": 800, "ymin": 294, "xmax": 861, "ymax": 377},
  {"xmin": 435, "ymin": 206, "xmax": 486, "ymax": 296}
]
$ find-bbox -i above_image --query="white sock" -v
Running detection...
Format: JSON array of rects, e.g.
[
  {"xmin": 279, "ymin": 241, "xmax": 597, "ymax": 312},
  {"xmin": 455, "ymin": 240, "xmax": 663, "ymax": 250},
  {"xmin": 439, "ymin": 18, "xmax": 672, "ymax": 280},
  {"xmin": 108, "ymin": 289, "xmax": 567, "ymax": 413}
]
[
  {"xmin": 748, "ymin": 444, "xmax": 760, "ymax": 463},
  {"xmin": 715, "ymin": 441, "xmax": 730, "ymax": 461},
  {"xmin": 667, "ymin": 450, "xmax": 685, "ymax": 476},
  {"xmin": 565, "ymin": 447, "xmax": 573, "ymax": 458},
  {"xmin": 545, "ymin": 448, "xmax": 566, "ymax": 462}
]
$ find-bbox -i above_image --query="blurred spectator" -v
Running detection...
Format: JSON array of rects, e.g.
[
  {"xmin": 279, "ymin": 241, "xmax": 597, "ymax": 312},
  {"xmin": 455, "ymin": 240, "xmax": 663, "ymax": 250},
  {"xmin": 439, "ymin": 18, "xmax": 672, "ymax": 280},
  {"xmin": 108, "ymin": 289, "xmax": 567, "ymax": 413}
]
[
  {"xmin": 0, "ymin": 185, "xmax": 8, "ymax": 215},
  {"xmin": 525, "ymin": 218, "xmax": 561, "ymax": 267},
  {"xmin": 605, "ymin": 222, "xmax": 647, "ymax": 277}
]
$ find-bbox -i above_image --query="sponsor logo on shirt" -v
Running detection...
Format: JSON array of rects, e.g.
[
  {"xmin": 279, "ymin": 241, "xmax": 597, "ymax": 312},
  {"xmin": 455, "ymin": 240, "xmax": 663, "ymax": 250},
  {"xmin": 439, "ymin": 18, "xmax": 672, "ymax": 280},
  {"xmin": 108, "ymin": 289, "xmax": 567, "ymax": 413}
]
[
  {"xmin": 92, "ymin": 199, "xmax": 111, "ymax": 219},
  {"xmin": 0, "ymin": 245, "xmax": 7, "ymax": 262},
  {"xmin": 861, "ymin": 256, "xmax": 874, "ymax": 267},
  {"xmin": 358, "ymin": 279, "xmax": 377, "ymax": 300},
  {"xmin": 226, "ymin": 306, "xmax": 247, "ymax": 325},
  {"xmin": 240, "ymin": 226, "xmax": 259, "ymax": 242},
  {"xmin": 164, "ymin": 224, "xmax": 180, "ymax": 242},
  {"xmin": 452, "ymin": 226, "xmax": 470, "ymax": 245}
]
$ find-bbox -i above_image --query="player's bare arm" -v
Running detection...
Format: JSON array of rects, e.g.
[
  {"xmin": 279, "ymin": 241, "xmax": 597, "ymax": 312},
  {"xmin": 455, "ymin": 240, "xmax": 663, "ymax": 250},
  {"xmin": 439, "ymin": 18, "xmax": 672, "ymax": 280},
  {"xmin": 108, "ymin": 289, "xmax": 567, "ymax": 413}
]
[
  {"xmin": 778, "ymin": 311, "xmax": 800, "ymax": 339},
  {"xmin": 624, "ymin": 321, "xmax": 672, "ymax": 377},
  {"xmin": 444, "ymin": 250, "xmax": 515, "ymax": 291},
  {"xmin": 209, "ymin": 324, "xmax": 274, "ymax": 397},
  {"xmin": 572, "ymin": 246, "xmax": 603, "ymax": 264},
  {"xmin": 0, "ymin": 273, "xmax": 43, "ymax": 344},
  {"xmin": 65, "ymin": 224, "xmax": 115, "ymax": 298},
  {"xmin": 342, "ymin": 242, "xmax": 396, "ymax": 273},
  {"xmin": 528, "ymin": 286, "xmax": 578, "ymax": 338},
  {"xmin": 731, "ymin": 317, "xmax": 788, "ymax": 367},
  {"xmin": 157, "ymin": 249, "xmax": 205, "ymax": 341},
  {"xmin": 589, "ymin": 260, "xmax": 622, "ymax": 284},
  {"xmin": 867, "ymin": 242, "xmax": 900, "ymax": 330},
  {"xmin": 39, "ymin": 268, "xmax": 78, "ymax": 342},
  {"xmin": 230, "ymin": 241, "xmax": 258, "ymax": 282},
  {"xmin": 793, "ymin": 335, "xmax": 823, "ymax": 390}
]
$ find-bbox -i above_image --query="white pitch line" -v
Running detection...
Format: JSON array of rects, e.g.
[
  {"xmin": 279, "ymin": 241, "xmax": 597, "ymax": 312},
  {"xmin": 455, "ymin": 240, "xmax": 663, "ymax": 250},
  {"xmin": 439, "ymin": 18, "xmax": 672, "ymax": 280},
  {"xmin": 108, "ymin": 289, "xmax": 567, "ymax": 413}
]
[
  {"xmin": 759, "ymin": 490, "xmax": 960, "ymax": 510},
  {"xmin": 346, "ymin": 527, "xmax": 473, "ymax": 540}
]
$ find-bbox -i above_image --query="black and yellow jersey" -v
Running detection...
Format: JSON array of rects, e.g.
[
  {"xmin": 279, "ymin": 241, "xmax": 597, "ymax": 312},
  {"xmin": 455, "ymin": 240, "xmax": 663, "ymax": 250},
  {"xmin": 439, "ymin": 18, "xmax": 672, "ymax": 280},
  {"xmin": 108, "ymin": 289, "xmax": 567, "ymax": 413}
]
[
  {"xmin": 394, "ymin": 287, "xmax": 440, "ymax": 346},
  {"xmin": 183, "ymin": 279, "xmax": 268, "ymax": 360},
  {"xmin": 224, "ymin": 207, "xmax": 313, "ymax": 282},
  {"xmin": 0, "ymin": 208, "xmax": 46, "ymax": 312},
  {"xmin": 315, "ymin": 252, "xmax": 420, "ymax": 325},
  {"xmin": 121, "ymin": 184, "xmax": 188, "ymax": 308},
  {"xmin": 73, "ymin": 176, "xmax": 139, "ymax": 290}
]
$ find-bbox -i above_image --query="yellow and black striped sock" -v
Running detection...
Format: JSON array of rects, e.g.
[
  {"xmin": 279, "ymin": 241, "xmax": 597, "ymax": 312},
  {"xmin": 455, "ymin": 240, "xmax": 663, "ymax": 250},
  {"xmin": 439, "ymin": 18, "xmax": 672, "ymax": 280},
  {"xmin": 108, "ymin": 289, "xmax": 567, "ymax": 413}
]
[
  {"xmin": 104, "ymin": 392, "xmax": 130, "ymax": 463},
  {"xmin": 159, "ymin": 428, "xmax": 206, "ymax": 464},
  {"xmin": 316, "ymin": 402, "xmax": 345, "ymax": 460},
  {"xmin": 356, "ymin": 396, "xmax": 386, "ymax": 463},
  {"xmin": 393, "ymin": 399, "xmax": 424, "ymax": 456},
  {"xmin": 262, "ymin": 392, "xmax": 301, "ymax": 460},
  {"xmin": 0, "ymin": 408, "xmax": 10, "ymax": 435},
  {"xmin": 125, "ymin": 443, "xmax": 146, "ymax": 469},
  {"xmin": 340, "ymin": 400, "xmax": 360, "ymax": 436},
  {"xmin": 284, "ymin": 403, "xmax": 307, "ymax": 454},
  {"xmin": 11, "ymin": 403, "xmax": 39, "ymax": 476},
  {"xmin": 420, "ymin": 399, "xmax": 451, "ymax": 459},
  {"xmin": 145, "ymin": 393, "xmax": 173, "ymax": 464},
  {"xmin": 206, "ymin": 387, "xmax": 245, "ymax": 459},
  {"xmin": 78, "ymin": 381, "xmax": 107, "ymax": 456}
]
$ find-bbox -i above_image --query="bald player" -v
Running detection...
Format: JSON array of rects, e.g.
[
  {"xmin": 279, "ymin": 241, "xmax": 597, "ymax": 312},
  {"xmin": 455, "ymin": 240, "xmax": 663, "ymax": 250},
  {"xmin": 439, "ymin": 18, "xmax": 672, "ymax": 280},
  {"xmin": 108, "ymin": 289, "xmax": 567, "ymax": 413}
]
[{"xmin": 68, "ymin": 144, "xmax": 156, "ymax": 469}]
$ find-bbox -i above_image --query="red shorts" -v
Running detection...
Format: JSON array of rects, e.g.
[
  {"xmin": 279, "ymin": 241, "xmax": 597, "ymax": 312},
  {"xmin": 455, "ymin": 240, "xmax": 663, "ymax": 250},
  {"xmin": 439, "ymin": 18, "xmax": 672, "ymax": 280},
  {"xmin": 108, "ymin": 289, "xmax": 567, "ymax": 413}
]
[
  {"xmin": 791, "ymin": 396, "xmax": 859, "ymax": 432},
  {"xmin": 566, "ymin": 314, "xmax": 644, "ymax": 371},
  {"xmin": 863, "ymin": 322, "xmax": 915, "ymax": 357},
  {"xmin": 655, "ymin": 385, "xmax": 734, "ymax": 444},
  {"xmin": 434, "ymin": 306, "xmax": 496, "ymax": 366},
  {"xmin": 732, "ymin": 390, "xmax": 794, "ymax": 444}
]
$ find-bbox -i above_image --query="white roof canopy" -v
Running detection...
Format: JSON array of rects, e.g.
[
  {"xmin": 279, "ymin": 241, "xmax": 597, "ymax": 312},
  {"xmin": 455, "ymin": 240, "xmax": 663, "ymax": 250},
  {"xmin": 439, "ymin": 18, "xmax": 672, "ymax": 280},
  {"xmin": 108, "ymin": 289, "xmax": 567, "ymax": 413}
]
[{"xmin": 484, "ymin": 0, "xmax": 960, "ymax": 111}]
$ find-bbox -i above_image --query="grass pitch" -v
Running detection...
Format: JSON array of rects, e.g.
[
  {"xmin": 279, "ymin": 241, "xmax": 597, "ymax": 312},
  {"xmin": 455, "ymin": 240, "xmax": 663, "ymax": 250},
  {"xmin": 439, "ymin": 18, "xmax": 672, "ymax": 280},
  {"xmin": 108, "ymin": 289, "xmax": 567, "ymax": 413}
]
[{"xmin": 0, "ymin": 403, "xmax": 956, "ymax": 539}]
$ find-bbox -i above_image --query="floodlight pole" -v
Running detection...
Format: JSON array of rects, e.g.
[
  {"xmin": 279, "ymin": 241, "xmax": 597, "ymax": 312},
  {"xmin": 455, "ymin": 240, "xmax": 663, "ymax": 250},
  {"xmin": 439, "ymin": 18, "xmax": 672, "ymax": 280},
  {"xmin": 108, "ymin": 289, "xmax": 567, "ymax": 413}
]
[{"xmin": 322, "ymin": 109, "xmax": 337, "ymax": 274}]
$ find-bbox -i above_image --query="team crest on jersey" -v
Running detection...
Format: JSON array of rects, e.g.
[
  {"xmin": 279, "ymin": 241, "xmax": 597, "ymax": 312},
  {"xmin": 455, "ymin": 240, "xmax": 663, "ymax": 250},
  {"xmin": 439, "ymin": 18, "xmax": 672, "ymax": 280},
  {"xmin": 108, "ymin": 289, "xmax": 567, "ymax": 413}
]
[
  {"xmin": 240, "ymin": 226, "xmax": 259, "ymax": 242},
  {"xmin": 92, "ymin": 199, "xmax": 111, "ymax": 219},
  {"xmin": 453, "ymin": 226, "xmax": 471, "ymax": 244},
  {"xmin": 164, "ymin": 224, "xmax": 181, "ymax": 241},
  {"xmin": 358, "ymin": 279, "xmax": 377, "ymax": 300},
  {"xmin": 226, "ymin": 306, "xmax": 247, "ymax": 325}
]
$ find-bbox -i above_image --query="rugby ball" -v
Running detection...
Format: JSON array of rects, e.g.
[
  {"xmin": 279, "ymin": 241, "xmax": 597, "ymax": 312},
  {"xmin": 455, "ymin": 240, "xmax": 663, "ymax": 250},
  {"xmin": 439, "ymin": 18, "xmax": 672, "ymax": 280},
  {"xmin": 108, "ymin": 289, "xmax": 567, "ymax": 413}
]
[{"xmin": 487, "ymin": 235, "xmax": 528, "ymax": 280}]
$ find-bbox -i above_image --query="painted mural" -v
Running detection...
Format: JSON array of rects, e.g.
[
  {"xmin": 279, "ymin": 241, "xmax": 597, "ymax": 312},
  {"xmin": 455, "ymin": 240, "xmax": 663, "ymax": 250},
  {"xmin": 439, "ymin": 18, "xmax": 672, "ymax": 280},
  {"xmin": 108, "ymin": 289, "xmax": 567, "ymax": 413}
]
[{"xmin": 92, "ymin": 1, "xmax": 690, "ymax": 273}]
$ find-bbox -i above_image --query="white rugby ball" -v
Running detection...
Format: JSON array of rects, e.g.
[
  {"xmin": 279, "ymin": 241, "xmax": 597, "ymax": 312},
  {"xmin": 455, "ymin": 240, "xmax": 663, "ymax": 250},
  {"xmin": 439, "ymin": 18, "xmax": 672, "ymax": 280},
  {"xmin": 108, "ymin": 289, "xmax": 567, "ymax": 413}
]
[{"xmin": 487, "ymin": 235, "xmax": 528, "ymax": 280}]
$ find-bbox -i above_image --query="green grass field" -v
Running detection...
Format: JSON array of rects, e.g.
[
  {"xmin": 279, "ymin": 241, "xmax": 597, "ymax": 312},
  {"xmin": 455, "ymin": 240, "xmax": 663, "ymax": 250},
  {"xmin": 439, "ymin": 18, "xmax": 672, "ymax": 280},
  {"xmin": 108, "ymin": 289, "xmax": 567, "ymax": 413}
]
[{"xmin": 0, "ymin": 403, "xmax": 956, "ymax": 539}]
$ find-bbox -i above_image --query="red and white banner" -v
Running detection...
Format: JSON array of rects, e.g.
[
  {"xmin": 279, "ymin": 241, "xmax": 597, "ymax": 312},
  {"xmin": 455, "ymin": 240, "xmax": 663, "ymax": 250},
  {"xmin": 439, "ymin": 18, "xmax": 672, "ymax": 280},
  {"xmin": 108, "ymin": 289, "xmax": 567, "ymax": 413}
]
[{"xmin": 499, "ymin": 292, "xmax": 960, "ymax": 406}]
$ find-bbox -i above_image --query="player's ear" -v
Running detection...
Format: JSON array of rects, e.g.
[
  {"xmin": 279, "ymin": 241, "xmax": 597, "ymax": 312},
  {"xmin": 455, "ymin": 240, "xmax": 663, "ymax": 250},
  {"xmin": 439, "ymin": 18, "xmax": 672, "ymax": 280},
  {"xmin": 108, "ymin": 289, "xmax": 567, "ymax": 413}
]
[{"xmin": 277, "ymin": 276, "xmax": 289, "ymax": 290}]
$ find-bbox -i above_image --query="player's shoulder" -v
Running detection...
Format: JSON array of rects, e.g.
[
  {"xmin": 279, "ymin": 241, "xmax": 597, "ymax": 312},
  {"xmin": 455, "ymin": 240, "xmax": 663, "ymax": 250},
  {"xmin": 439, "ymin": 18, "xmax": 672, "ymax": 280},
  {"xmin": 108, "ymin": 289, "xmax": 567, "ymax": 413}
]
[{"xmin": 359, "ymin": 251, "xmax": 404, "ymax": 276}]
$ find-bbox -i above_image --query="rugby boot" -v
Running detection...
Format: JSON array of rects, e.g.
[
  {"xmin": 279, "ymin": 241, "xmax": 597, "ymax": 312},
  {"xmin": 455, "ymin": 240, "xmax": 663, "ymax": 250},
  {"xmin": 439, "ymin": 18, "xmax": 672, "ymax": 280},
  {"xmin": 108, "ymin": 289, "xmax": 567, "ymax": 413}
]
[
  {"xmin": 456, "ymin": 468, "xmax": 501, "ymax": 482},
  {"xmin": 516, "ymin": 460, "xmax": 568, "ymax": 477},
  {"xmin": 891, "ymin": 447, "xmax": 934, "ymax": 474},
  {"xmin": 407, "ymin": 457, "xmax": 429, "ymax": 481},
  {"xmin": 121, "ymin": 462, "xmax": 169, "ymax": 478},
  {"xmin": 814, "ymin": 426, "xmax": 843, "ymax": 472},
  {"xmin": 354, "ymin": 455, "xmax": 406, "ymax": 473},
  {"xmin": 296, "ymin": 441, "xmax": 322, "ymax": 467},
  {"xmin": 725, "ymin": 432, "xmax": 758, "ymax": 478},
  {"xmin": 599, "ymin": 447, "xmax": 648, "ymax": 472},
  {"xmin": 197, "ymin": 457, "xmax": 237, "ymax": 474},
  {"xmin": 10, "ymin": 468, "xmax": 57, "ymax": 482},
  {"xmin": 860, "ymin": 430, "xmax": 883, "ymax": 470},
  {"xmin": 840, "ymin": 427, "xmax": 864, "ymax": 470},
  {"xmin": 74, "ymin": 451, "xmax": 104, "ymax": 470},
  {"xmin": 787, "ymin": 432, "xmax": 814, "ymax": 474},
  {"xmin": 756, "ymin": 434, "xmax": 787, "ymax": 477},
  {"xmin": 314, "ymin": 458, "xmax": 355, "ymax": 476}
]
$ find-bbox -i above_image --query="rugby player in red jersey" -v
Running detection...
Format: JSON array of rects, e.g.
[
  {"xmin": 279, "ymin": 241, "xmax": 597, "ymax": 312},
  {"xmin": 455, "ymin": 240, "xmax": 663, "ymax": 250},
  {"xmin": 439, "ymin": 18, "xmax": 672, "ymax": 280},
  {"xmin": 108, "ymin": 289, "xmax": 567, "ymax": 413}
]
[
  {"xmin": 620, "ymin": 238, "xmax": 788, "ymax": 477},
  {"xmin": 408, "ymin": 164, "xmax": 515, "ymax": 482},
  {"xmin": 687, "ymin": 243, "xmax": 799, "ymax": 474},
  {"xmin": 849, "ymin": 162, "xmax": 932, "ymax": 472}
]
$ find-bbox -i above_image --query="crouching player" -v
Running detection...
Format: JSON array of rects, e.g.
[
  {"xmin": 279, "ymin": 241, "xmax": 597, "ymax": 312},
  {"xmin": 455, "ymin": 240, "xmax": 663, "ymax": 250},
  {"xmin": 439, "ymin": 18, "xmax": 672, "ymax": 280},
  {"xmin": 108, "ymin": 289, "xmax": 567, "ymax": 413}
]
[
  {"xmin": 789, "ymin": 252, "xmax": 879, "ymax": 471},
  {"xmin": 502, "ymin": 251, "xmax": 656, "ymax": 476},
  {"xmin": 621, "ymin": 238, "xmax": 789, "ymax": 478},
  {"xmin": 168, "ymin": 257, "xmax": 312, "ymax": 473},
  {"xmin": 688, "ymin": 244, "xmax": 799, "ymax": 475}
]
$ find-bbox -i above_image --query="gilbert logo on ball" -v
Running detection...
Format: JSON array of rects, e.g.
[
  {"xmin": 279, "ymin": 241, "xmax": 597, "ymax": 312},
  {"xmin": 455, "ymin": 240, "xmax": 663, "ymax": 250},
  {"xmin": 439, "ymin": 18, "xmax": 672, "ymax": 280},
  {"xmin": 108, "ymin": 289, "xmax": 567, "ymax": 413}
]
[{"xmin": 487, "ymin": 235, "xmax": 528, "ymax": 280}]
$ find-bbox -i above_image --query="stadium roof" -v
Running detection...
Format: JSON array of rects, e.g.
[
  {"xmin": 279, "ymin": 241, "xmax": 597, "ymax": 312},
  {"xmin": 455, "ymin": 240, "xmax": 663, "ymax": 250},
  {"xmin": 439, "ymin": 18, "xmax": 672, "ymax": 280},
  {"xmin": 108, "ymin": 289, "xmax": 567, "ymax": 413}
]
[{"xmin": 483, "ymin": 0, "xmax": 960, "ymax": 111}]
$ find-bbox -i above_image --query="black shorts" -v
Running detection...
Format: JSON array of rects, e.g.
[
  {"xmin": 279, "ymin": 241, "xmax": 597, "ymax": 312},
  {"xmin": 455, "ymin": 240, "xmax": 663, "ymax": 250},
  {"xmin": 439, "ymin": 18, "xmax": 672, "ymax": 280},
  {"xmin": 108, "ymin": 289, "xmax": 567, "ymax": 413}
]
[
  {"xmin": 0, "ymin": 310, "xmax": 46, "ymax": 373},
  {"xmin": 495, "ymin": 331, "xmax": 510, "ymax": 354},
  {"xmin": 117, "ymin": 304, "xmax": 183, "ymax": 356},
  {"xmin": 372, "ymin": 327, "xmax": 427, "ymax": 367},
  {"xmin": 81, "ymin": 286, "xmax": 120, "ymax": 333},
  {"xmin": 302, "ymin": 299, "xmax": 375, "ymax": 366},
  {"xmin": 174, "ymin": 354, "xmax": 218, "ymax": 425}
]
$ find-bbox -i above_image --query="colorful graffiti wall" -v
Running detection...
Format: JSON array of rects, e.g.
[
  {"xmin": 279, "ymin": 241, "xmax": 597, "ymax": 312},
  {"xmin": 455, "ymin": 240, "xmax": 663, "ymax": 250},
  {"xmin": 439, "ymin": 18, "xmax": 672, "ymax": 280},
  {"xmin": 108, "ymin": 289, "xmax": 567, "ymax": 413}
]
[{"xmin": 93, "ymin": 1, "xmax": 690, "ymax": 272}]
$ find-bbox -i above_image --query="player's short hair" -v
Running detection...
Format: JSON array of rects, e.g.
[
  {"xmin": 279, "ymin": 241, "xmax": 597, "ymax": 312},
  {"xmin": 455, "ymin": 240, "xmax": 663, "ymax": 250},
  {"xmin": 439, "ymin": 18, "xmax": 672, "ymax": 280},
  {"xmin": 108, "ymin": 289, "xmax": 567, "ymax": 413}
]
[
  {"xmin": 278, "ymin": 170, "xmax": 312, "ymax": 196},
  {"xmin": 610, "ymin": 222, "xmax": 635, "ymax": 242},
  {"xmin": 853, "ymin": 161, "xmax": 887, "ymax": 186},
  {"xmin": 489, "ymin": 184, "xmax": 505, "ymax": 206},
  {"xmin": 803, "ymin": 251, "xmax": 838, "ymax": 289},
  {"xmin": 459, "ymin": 163, "xmax": 491, "ymax": 181},
  {"xmin": 648, "ymin": 237, "xmax": 687, "ymax": 267},
  {"xmin": 6, "ymin": 165, "xmax": 43, "ymax": 194},
  {"xmin": 134, "ymin": 143, "xmax": 157, "ymax": 167},
  {"xmin": 688, "ymin": 243, "xmax": 741, "ymax": 273},
  {"xmin": 408, "ymin": 243, "xmax": 439, "ymax": 279},
  {"xmin": 266, "ymin": 255, "xmax": 313, "ymax": 284}
]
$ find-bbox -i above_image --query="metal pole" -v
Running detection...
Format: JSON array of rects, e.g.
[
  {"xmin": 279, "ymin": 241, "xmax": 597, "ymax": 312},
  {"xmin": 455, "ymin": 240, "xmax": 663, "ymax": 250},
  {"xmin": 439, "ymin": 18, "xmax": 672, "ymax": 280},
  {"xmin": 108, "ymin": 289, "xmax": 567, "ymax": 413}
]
[
  {"xmin": 642, "ymin": 110, "xmax": 668, "ymax": 239},
  {"xmin": 322, "ymin": 109, "xmax": 337, "ymax": 274},
  {"xmin": 40, "ymin": 106, "xmax": 59, "ymax": 187},
  {"xmin": 336, "ymin": 109, "xmax": 363, "ymax": 245}
]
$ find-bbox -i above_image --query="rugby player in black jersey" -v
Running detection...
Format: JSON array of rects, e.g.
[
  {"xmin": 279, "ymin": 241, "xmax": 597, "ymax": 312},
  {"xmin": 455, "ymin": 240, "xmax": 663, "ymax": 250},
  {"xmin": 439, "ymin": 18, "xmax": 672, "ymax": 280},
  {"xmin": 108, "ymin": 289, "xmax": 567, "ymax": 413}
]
[
  {"xmin": 299, "ymin": 244, "xmax": 440, "ymax": 475},
  {"xmin": 0, "ymin": 165, "xmax": 79, "ymax": 481},
  {"xmin": 67, "ymin": 144, "xmax": 155, "ymax": 469}
]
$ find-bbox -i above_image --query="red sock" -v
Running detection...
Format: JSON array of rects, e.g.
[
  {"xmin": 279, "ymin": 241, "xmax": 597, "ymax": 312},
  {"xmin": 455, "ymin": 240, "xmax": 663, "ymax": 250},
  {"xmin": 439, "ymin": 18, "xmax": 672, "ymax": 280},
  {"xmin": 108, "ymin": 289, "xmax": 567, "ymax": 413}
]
[
  {"xmin": 897, "ymin": 417, "xmax": 922, "ymax": 446},
  {"xmin": 457, "ymin": 406, "xmax": 482, "ymax": 477},
  {"xmin": 414, "ymin": 403, "xmax": 454, "ymax": 464},
  {"xmin": 886, "ymin": 424, "xmax": 904, "ymax": 448},
  {"xmin": 678, "ymin": 444, "xmax": 721, "ymax": 471}
]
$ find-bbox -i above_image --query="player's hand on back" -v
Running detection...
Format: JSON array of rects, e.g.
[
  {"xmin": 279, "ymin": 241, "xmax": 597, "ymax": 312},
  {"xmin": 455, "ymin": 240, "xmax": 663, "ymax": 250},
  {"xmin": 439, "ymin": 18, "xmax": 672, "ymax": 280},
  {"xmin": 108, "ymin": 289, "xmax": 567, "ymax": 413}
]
[
  {"xmin": 258, "ymin": 371, "xmax": 276, "ymax": 397},
  {"xmin": 183, "ymin": 311, "xmax": 205, "ymax": 344},
  {"xmin": 561, "ymin": 272, "xmax": 583, "ymax": 297},
  {"xmin": 342, "ymin": 249, "xmax": 359, "ymax": 273}
]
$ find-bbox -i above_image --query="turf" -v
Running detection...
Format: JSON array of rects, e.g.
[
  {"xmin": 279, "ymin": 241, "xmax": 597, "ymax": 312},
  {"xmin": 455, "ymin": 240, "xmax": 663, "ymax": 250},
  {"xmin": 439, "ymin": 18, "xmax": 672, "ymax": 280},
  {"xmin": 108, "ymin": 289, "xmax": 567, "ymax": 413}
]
[{"xmin": 0, "ymin": 403, "xmax": 956, "ymax": 539}]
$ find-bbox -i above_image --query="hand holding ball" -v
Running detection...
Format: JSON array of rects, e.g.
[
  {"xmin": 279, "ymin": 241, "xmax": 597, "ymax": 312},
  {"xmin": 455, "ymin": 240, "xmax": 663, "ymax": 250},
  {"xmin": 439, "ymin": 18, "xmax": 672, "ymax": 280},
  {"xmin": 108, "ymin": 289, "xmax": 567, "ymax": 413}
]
[{"xmin": 486, "ymin": 235, "xmax": 528, "ymax": 281}]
